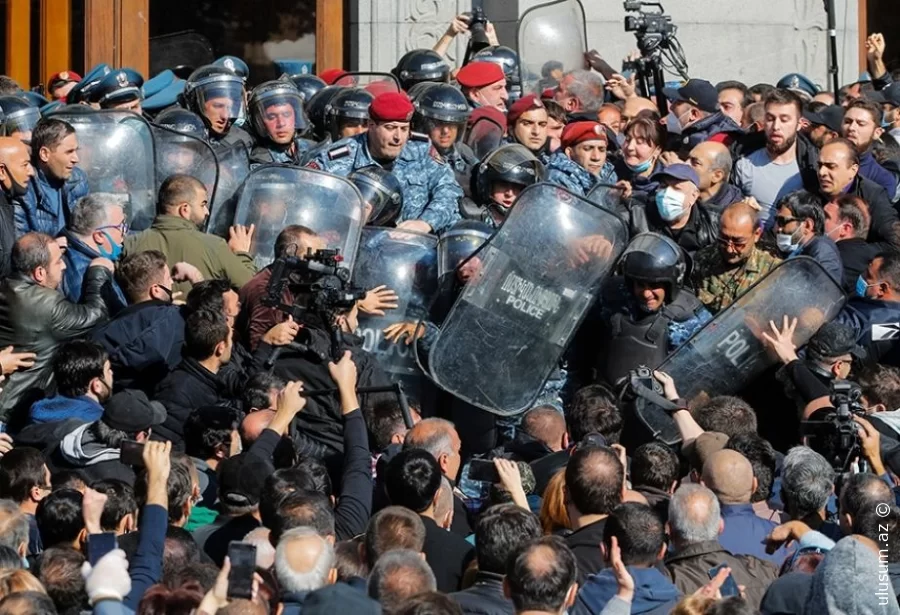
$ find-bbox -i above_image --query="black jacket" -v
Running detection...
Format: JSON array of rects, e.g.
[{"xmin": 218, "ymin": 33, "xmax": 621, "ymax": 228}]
[
  {"xmin": 628, "ymin": 198, "xmax": 719, "ymax": 257},
  {"xmin": 332, "ymin": 410, "xmax": 373, "ymax": 541},
  {"xmin": 734, "ymin": 131, "xmax": 820, "ymax": 194},
  {"xmin": 669, "ymin": 112, "xmax": 743, "ymax": 157},
  {"xmin": 450, "ymin": 572, "xmax": 514, "ymax": 615},
  {"xmin": 0, "ymin": 192, "xmax": 15, "ymax": 281},
  {"xmin": 836, "ymin": 237, "xmax": 881, "ymax": 293},
  {"xmin": 699, "ymin": 183, "xmax": 745, "ymax": 213},
  {"xmin": 845, "ymin": 175, "xmax": 900, "ymax": 250},
  {"xmin": 421, "ymin": 514, "xmax": 476, "ymax": 593},
  {"xmin": 531, "ymin": 449, "xmax": 569, "ymax": 497},
  {"xmin": 565, "ymin": 518, "xmax": 608, "ymax": 580}
]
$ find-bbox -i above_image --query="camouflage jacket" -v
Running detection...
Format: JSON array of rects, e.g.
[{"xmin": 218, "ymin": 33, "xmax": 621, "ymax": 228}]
[
  {"xmin": 546, "ymin": 151, "xmax": 618, "ymax": 197},
  {"xmin": 691, "ymin": 246, "xmax": 782, "ymax": 314}
]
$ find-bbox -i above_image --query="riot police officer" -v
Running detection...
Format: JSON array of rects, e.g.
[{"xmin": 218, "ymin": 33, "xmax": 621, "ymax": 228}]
[
  {"xmin": 284, "ymin": 74, "xmax": 326, "ymax": 103},
  {"xmin": 326, "ymin": 87, "xmax": 373, "ymax": 142},
  {"xmin": 392, "ymin": 49, "xmax": 452, "ymax": 91},
  {"xmin": 349, "ymin": 165, "xmax": 403, "ymax": 226},
  {"xmin": 247, "ymin": 80, "xmax": 312, "ymax": 166},
  {"xmin": 0, "ymin": 96, "xmax": 41, "ymax": 141},
  {"xmin": 471, "ymin": 45, "xmax": 522, "ymax": 102},
  {"xmin": 546, "ymin": 121, "xmax": 618, "ymax": 195},
  {"xmin": 155, "ymin": 107, "xmax": 208, "ymax": 139},
  {"xmin": 504, "ymin": 94, "xmax": 551, "ymax": 164},
  {"xmin": 412, "ymin": 84, "xmax": 476, "ymax": 192},
  {"xmin": 594, "ymin": 233, "xmax": 711, "ymax": 387},
  {"xmin": 91, "ymin": 68, "xmax": 145, "ymax": 114},
  {"xmin": 466, "ymin": 143, "xmax": 544, "ymax": 228},
  {"xmin": 182, "ymin": 65, "xmax": 255, "ymax": 149},
  {"xmin": 302, "ymin": 85, "xmax": 345, "ymax": 160},
  {"xmin": 213, "ymin": 56, "xmax": 250, "ymax": 83}
]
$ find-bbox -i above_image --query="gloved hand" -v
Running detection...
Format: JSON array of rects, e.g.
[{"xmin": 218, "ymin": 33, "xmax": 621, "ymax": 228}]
[{"xmin": 81, "ymin": 549, "xmax": 131, "ymax": 605}]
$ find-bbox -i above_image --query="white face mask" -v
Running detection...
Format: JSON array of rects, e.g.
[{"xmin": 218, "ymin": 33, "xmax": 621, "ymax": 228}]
[
  {"xmin": 776, "ymin": 230, "xmax": 801, "ymax": 253},
  {"xmin": 656, "ymin": 188, "xmax": 686, "ymax": 221}
]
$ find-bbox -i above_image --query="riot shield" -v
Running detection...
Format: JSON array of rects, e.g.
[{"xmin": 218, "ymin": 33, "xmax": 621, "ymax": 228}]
[
  {"xmin": 353, "ymin": 228, "xmax": 439, "ymax": 398},
  {"xmin": 657, "ymin": 257, "xmax": 846, "ymax": 405},
  {"xmin": 517, "ymin": 0, "xmax": 588, "ymax": 95},
  {"xmin": 52, "ymin": 110, "xmax": 157, "ymax": 231},
  {"xmin": 150, "ymin": 31, "xmax": 216, "ymax": 79},
  {"xmin": 465, "ymin": 115, "xmax": 504, "ymax": 161},
  {"xmin": 151, "ymin": 124, "xmax": 219, "ymax": 207},
  {"xmin": 232, "ymin": 165, "xmax": 365, "ymax": 269},
  {"xmin": 427, "ymin": 183, "xmax": 629, "ymax": 415},
  {"xmin": 586, "ymin": 183, "xmax": 631, "ymax": 223},
  {"xmin": 207, "ymin": 144, "xmax": 250, "ymax": 238},
  {"xmin": 333, "ymin": 72, "xmax": 401, "ymax": 95}
]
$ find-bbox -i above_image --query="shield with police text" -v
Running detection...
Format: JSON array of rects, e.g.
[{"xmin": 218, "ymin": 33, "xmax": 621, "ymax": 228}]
[
  {"xmin": 353, "ymin": 228, "xmax": 439, "ymax": 398},
  {"xmin": 52, "ymin": 110, "xmax": 157, "ymax": 231},
  {"xmin": 427, "ymin": 182, "xmax": 629, "ymax": 415},
  {"xmin": 207, "ymin": 143, "xmax": 251, "ymax": 238},
  {"xmin": 151, "ymin": 124, "xmax": 219, "ymax": 208},
  {"xmin": 232, "ymin": 165, "xmax": 365, "ymax": 270},
  {"xmin": 517, "ymin": 0, "xmax": 588, "ymax": 95},
  {"xmin": 657, "ymin": 257, "xmax": 846, "ymax": 406}
]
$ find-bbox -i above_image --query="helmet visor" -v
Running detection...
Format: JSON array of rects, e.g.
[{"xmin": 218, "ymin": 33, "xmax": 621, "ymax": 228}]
[
  {"xmin": 196, "ymin": 81, "xmax": 246, "ymax": 124},
  {"xmin": 251, "ymin": 91, "xmax": 308, "ymax": 141}
]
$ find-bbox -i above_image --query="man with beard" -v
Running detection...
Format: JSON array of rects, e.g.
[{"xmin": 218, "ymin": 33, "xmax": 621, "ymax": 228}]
[
  {"xmin": 27, "ymin": 340, "xmax": 112, "ymax": 425},
  {"xmin": 871, "ymin": 82, "xmax": 900, "ymax": 142},
  {"xmin": 124, "ymin": 174, "xmax": 257, "ymax": 294},
  {"xmin": 734, "ymin": 89, "xmax": 811, "ymax": 228},
  {"xmin": 803, "ymin": 104, "xmax": 843, "ymax": 148},
  {"xmin": 841, "ymin": 98, "xmax": 898, "ymax": 198},
  {"xmin": 0, "ymin": 137, "xmax": 34, "ymax": 279}
]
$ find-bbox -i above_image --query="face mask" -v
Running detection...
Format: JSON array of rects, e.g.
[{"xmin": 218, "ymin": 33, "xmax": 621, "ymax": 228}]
[
  {"xmin": 97, "ymin": 231, "xmax": 123, "ymax": 261},
  {"xmin": 666, "ymin": 112, "xmax": 684, "ymax": 135},
  {"xmin": 856, "ymin": 275, "xmax": 873, "ymax": 298},
  {"xmin": 775, "ymin": 228, "xmax": 801, "ymax": 254},
  {"xmin": 1, "ymin": 166, "xmax": 28, "ymax": 198},
  {"xmin": 656, "ymin": 188, "xmax": 686, "ymax": 221},
  {"xmin": 626, "ymin": 157, "xmax": 653, "ymax": 173}
]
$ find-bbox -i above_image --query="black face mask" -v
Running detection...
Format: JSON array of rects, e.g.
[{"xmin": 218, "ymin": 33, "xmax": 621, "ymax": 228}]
[{"xmin": 1, "ymin": 166, "xmax": 28, "ymax": 199}]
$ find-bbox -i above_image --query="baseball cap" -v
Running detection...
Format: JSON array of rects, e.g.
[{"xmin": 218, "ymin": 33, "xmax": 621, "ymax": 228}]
[
  {"xmin": 869, "ymin": 82, "xmax": 900, "ymax": 108},
  {"xmin": 102, "ymin": 390, "xmax": 166, "ymax": 433},
  {"xmin": 806, "ymin": 321, "xmax": 865, "ymax": 360},
  {"xmin": 662, "ymin": 79, "xmax": 718, "ymax": 113},
  {"xmin": 652, "ymin": 163, "xmax": 700, "ymax": 187},
  {"xmin": 217, "ymin": 453, "xmax": 272, "ymax": 508},
  {"xmin": 804, "ymin": 104, "xmax": 844, "ymax": 133}
]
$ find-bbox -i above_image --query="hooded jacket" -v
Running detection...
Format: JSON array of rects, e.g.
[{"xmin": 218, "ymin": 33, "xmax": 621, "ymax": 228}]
[
  {"xmin": 573, "ymin": 565, "xmax": 681, "ymax": 615},
  {"xmin": 29, "ymin": 395, "xmax": 103, "ymax": 424},
  {"xmin": 54, "ymin": 422, "xmax": 136, "ymax": 484}
]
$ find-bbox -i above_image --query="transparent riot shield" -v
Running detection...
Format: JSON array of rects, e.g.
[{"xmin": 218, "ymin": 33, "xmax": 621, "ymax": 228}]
[
  {"xmin": 353, "ymin": 228, "xmax": 439, "ymax": 398},
  {"xmin": 465, "ymin": 115, "xmax": 505, "ymax": 161},
  {"xmin": 150, "ymin": 31, "xmax": 216, "ymax": 79},
  {"xmin": 53, "ymin": 110, "xmax": 157, "ymax": 231},
  {"xmin": 207, "ymin": 143, "xmax": 250, "ymax": 238},
  {"xmin": 333, "ymin": 72, "xmax": 401, "ymax": 95},
  {"xmin": 427, "ymin": 183, "xmax": 629, "ymax": 415},
  {"xmin": 586, "ymin": 183, "xmax": 630, "ymax": 220},
  {"xmin": 517, "ymin": 0, "xmax": 588, "ymax": 95},
  {"xmin": 151, "ymin": 124, "xmax": 219, "ymax": 207},
  {"xmin": 232, "ymin": 165, "xmax": 365, "ymax": 269},
  {"xmin": 657, "ymin": 257, "xmax": 846, "ymax": 405}
]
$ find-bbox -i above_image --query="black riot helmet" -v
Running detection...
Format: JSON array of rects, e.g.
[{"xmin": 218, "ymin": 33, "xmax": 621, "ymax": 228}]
[
  {"xmin": 618, "ymin": 233, "xmax": 687, "ymax": 302},
  {"xmin": 349, "ymin": 165, "xmax": 403, "ymax": 226},
  {"xmin": 155, "ymin": 107, "xmax": 208, "ymax": 138},
  {"xmin": 413, "ymin": 84, "xmax": 470, "ymax": 154},
  {"xmin": 182, "ymin": 65, "xmax": 246, "ymax": 133},
  {"xmin": 248, "ymin": 80, "xmax": 309, "ymax": 143},
  {"xmin": 0, "ymin": 96, "xmax": 41, "ymax": 138},
  {"xmin": 306, "ymin": 85, "xmax": 344, "ymax": 141},
  {"xmin": 325, "ymin": 87, "xmax": 373, "ymax": 141},
  {"xmin": 392, "ymin": 49, "xmax": 451, "ymax": 91},
  {"xmin": 284, "ymin": 74, "xmax": 326, "ymax": 103},
  {"xmin": 407, "ymin": 81, "xmax": 440, "ymax": 103},
  {"xmin": 437, "ymin": 219, "xmax": 493, "ymax": 278},
  {"xmin": 472, "ymin": 45, "xmax": 522, "ymax": 100},
  {"xmin": 474, "ymin": 144, "xmax": 545, "ymax": 213}
]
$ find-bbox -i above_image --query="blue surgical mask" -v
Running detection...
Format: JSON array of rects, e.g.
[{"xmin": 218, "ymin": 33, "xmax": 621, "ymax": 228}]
[
  {"xmin": 856, "ymin": 275, "xmax": 872, "ymax": 298},
  {"xmin": 656, "ymin": 188, "xmax": 686, "ymax": 221},
  {"xmin": 775, "ymin": 228, "xmax": 802, "ymax": 254},
  {"xmin": 626, "ymin": 158, "xmax": 653, "ymax": 173},
  {"xmin": 97, "ymin": 231, "xmax": 123, "ymax": 261}
]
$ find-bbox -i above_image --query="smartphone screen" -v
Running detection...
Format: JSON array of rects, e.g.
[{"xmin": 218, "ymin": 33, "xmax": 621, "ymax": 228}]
[
  {"xmin": 468, "ymin": 459, "xmax": 500, "ymax": 483},
  {"xmin": 227, "ymin": 542, "xmax": 257, "ymax": 600},
  {"xmin": 708, "ymin": 563, "xmax": 740, "ymax": 597},
  {"xmin": 88, "ymin": 532, "xmax": 118, "ymax": 566},
  {"xmin": 119, "ymin": 440, "xmax": 145, "ymax": 467}
]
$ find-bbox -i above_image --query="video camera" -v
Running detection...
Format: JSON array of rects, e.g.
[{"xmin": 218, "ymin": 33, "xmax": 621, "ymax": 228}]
[
  {"xmin": 801, "ymin": 380, "xmax": 868, "ymax": 473},
  {"xmin": 622, "ymin": 0, "xmax": 688, "ymax": 113},
  {"xmin": 623, "ymin": 1, "xmax": 676, "ymax": 38},
  {"xmin": 618, "ymin": 366, "xmax": 683, "ymax": 449}
]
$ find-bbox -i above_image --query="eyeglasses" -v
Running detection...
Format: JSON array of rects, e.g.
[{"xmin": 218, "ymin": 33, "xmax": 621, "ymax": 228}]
[
  {"xmin": 96, "ymin": 220, "xmax": 129, "ymax": 235},
  {"xmin": 716, "ymin": 235, "xmax": 751, "ymax": 248},
  {"xmin": 774, "ymin": 216, "xmax": 799, "ymax": 227}
]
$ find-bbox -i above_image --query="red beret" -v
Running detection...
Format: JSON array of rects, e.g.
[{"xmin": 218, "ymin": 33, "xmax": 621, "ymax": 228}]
[
  {"xmin": 467, "ymin": 106, "xmax": 507, "ymax": 132},
  {"xmin": 456, "ymin": 61, "xmax": 505, "ymax": 89},
  {"xmin": 369, "ymin": 92, "xmax": 415, "ymax": 123},
  {"xmin": 561, "ymin": 121, "xmax": 608, "ymax": 149},
  {"xmin": 507, "ymin": 94, "xmax": 545, "ymax": 125},
  {"xmin": 541, "ymin": 87, "xmax": 556, "ymax": 100},
  {"xmin": 319, "ymin": 68, "xmax": 348, "ymax": 85}
]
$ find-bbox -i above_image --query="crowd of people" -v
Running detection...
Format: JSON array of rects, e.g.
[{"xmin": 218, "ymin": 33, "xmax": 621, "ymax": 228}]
[{"xmin": 0, "ymin": 9, "xmax": 896, "ymax": 615}]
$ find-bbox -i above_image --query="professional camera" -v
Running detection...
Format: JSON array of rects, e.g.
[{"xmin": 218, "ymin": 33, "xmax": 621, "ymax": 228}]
[
  {"xmin": 623, "ymin": 0, "xmax": 676, "ymax": 37},
  {"xmin": 801, "ymin": 379, "xmax": 868, "ymax": 473},
  {"xmin": 618, "ymin": 366, "xmax": 682, "ymax": 449},
  {"xmin": 622, "ymin": 0, "xmax": 688, "ymax": 107},
  {"xmin": 264, "ymin": 247, "xmax": 366, "ymax": 320},
  {"xmin": 462, "ymin": 6, "xmax": 493, "ymax": 65}
]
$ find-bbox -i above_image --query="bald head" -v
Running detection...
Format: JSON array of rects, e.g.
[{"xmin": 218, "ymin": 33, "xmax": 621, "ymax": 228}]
[
  {"xmin": 668, "ymin": 484, "xmax": 721, "ymax": 547},
  {"xmin": 522, "ymin": 406, "xmax": 567, "ymax": 452},
  {"xmin": 702, "ymin": 450, "xmax": 755, "ymax": 504},
  {"xmin": 689, "ymin": 141, "xmax": 732, "ymax": 193},
  {"xmin": 241, "ymin": 410, "xmax": 274, "ymax": 444},
  {"xmin": 0, "ymin": 136, "xmax": 34, "ymax": 196},
  {"xmin": 623, "ymin": 97, "xmax": 658, "ymax": 123},
  {"xmin": 275, "ymin": 527, "xmax": 335, "ymax": 593},
  {"xmin": 404, "ymin": 418, "xmax": 461, "ymax": 481}
]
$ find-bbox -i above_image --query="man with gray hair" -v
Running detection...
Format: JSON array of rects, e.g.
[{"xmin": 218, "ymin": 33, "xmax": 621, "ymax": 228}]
[
  {"xmin": 0, "ymin": 498, "xmax": 30, "ymax": 561},
  {"xmin": 780, "ymin": 446, "xmax": 837, "ymax": 532},
  {"xmin": 554, "ymin": 70, "xmax": 604, "ymax": 114},
  {"xmin": 367, "ymin": 549, "xmax": 437, "ymax": 614},
  {"xmin": 275, "ymin": 526, "xmax": 337, "ymax": 613},
  {"xmin": 664, "ymin": 483, "xmax": 777, "ymax": 609},
  {"xmin": 61, "ymin": 193, "xmax": 128, "ymax": 310},
  {"xmin": 687, "ymin": 141, "xmax": 744, "ymax": 212}
]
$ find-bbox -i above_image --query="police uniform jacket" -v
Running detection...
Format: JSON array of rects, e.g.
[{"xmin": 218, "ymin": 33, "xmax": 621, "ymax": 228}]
[{"xmin": 546, "ymin": 151, "xmax": 617, "ymax": 197}]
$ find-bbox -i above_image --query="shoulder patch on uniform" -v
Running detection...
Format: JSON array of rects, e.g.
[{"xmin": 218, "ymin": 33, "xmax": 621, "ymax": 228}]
[
  {"xmin": 428, "ymin": 145, "xmax": 444, "ymax": 163},
  {"xmin": 327, "ymin": 145, "xmax": 351, "ymax": 160},
  {"xmin": 306, "ymin": 161, "xmax": 321, "ymax": 170},
  {"xmin": 410, "ymin": 131, "xmax": 430, "ymax": 142}
]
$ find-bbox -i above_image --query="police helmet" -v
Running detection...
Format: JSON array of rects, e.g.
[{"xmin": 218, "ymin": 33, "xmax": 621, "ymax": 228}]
[
  {"xmin": 284, "ymin": 74, "xmax": 327, "ymax": 103},
  {"xmin": 92, "ymin": 68, "xmax": 145, "ymax": 108},
  {"xmin": 349, "ymin": 165, "xmax": 403, "ymax": 227},
  {"xmin": 326, "ymin": 88, "xmax": 373, "ymax": 140},
  {"xmin": 155, "ymin": 107, "xmax": 208, "ymax": 138},
  {"xmin": 182, "ymin": 65, "xmax": 246, "ymax": 129},
  {"xmin": 392, "ymin": 49, "xmax": 452, "ymax": 91},
  {"xmin": 437, "ymin": 219, "xmax": 493, "ymax": 278},
  {"xmin": 413, "ymin": 83, "xmax": 470, "ymax": 128},
  {"xmin": 618, "ymin": 233, "xmax": 687, "ymax": 300},
  {"xmin": 471, "ymin": 46, "xmax": 520, "ymax": 85},
  {"xmin": 474, "ymin": 143, "xmax": 545, "ymax": 208},
  {"xmin": 305, "ymin": 85, "xmax": 345, "ymax": 142},
  {"xmin": 249, "ymin": 80, "xmax": 309, "ymax": 142},
  {"xmin": 0, "ymin": 96, "xmax": 41, "ymax": 138},
  {"xmin": 213, "ymin": 56, "xmax": 250, "ymax": 82},
  {"xmin": 407, "ymin": 82, "xmax": 440, "ymax": 103}
]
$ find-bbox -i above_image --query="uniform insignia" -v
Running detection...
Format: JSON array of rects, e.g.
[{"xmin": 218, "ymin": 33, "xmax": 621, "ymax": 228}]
[
  {"xmin": 429, "ymin": 145, "xmax": 443, "ymax": 163},
  {"xmin": 789, "ymin": 75, "xmax": 800, "ymax": 89},
  {"xmin": 327, "ymin": 146, "xmax": 351, "ymax": 160},
  {"xmin": 306, "ymin": 160, "xmax": 321, "ymax": 170},
  {"xmin": 224, "ymin": 58, "xmax": 235, "ymax": 70},
  {"xmin": 410, "ymin": 131, "xmax": 430, "ymax": 142},
  {"xmin": 59, "ymin": 71, "xmax": 69, "ymax": 80},
  {"xmin": 116, "ymin": 72, "xmax": 128, "ymax": 87}
]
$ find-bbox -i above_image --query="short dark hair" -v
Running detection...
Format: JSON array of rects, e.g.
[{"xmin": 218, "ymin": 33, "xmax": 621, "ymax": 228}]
[
  {"xmin": 474, "ymin": 504, "xmax": 542, "ymax": 574},
  {"xmin": 274, "ymin": 225, "xmax": 316, "ymax": 259},
  {"xmin": 292, "ymin": 456, "xmax": 333, "ymax": 498},
  {"xmin": 564, "ymin": 445, "xmax": 623, "ymax": 516},
  {"xmin": 875, "ymin": 250, "xmax": 900, "ymax": 293},
  {"xmin": 166, "ymin": 457, "xmax": 195, "ymax": 524},
  {"xmin": 116, "ymin": 250, "xmax": 169, "ymax": 303},
  {"xmin": 825, "ymin": 137, "xmax": 861, "ymax": 166},
  {"xmin": 51, "ymin": 340, "xmax": 108, "ymax": 398},
  {"xmin": 11, "ymin": 232, "xmax": 54, "ymax": 276},
  {"xmin": 0, "ymin": 447, "xmax": 47, "ymax": 504},
  {"xmin": 183, "ymin": 309, "xmax": 229, "ymax": 360},
  {"xmin": 90, "ymin": 480, "xmax": 138, "ymax": 532},
  {"xmin": 184, "ymin": 279, "xmax": 239, "ymax": 317},
  {"xmin": 158, "ymin": 174, "xmax": 205, "ymax": 215},
  {"xmin": 31, "ymin": 118, "xmax": 76, "ymax": 156},
  {"xmin": 260, "ymin": 468, "xmax": 305, "ymax": 529},
  {"xmin": 384, "ymin": 448, "xmax": 442, "ymax": 513},
  {"xmin": 725, "ymin": 433, "xmax": 778, "ymax": 502},
  {"xmin": 602, "ymin": 502, "xmax": 665, "ymax": 567},
  {"xmin": 367, "ymin": 399, "xmax": 410, "ymax": 452},
  {"xmin": 162, "ymin": 526, "xmax": 204, "ymax": 583},
  {"xmin": 183, "ymin": 407, "xmax": 240, "ymax": 460},
  {"xmin": 51, "ymin": 471, "xmax": 85, "ymax": 493},
  {"xmin": 36, "ymin": 489, "xmax": 84, "ymax": 549},
  {"xmin": 566, "ymin": 385, "xmax": 622, "ymax": 444},
  {"xmin": 716, "ymin": 80, "xmax": 751, "ymax": 108},
  {"xmin": 831, "ymin": 194, "xmax": 870, "ymax": 238},
  {"xmin": 692, "ymin": 396, "xmax": 758, "ymax": 437},
  {"xmin": 624, "ymin": 115, "xmax": 666, "ymax": 149},
  {"xmin": 242, "ymin": 372, "xmax": 285, "ymax": 414},
  {"xmin": 269, "ymin": 490, "xmax": 335, "ymax": 544},
  {"xmin": 543, "ymin": 99, "xmax": 568, "ymax": 125},
  {"xmin": 364, "ymin": 506, "xmax": 426, "ymax": 568},
  {"xmin": 396, "ymin": 592, "xmax": 463, "ymax": 615},
  {"xmin": 763, "ymin": 88, "xmax": 803, "ymax": 115},
  {"xmin": 840, "ymin": 472, "xmax": 894, "ymax": 525},
  {"xmin": 506, "ymin": 536, "xmax": 577, "ymax": 613},
  {"xmin": 846, "ymin": 98, "xmax": 884, "ymax": 125},
  {"xmin": 856, "ymin": 363, "xmax": 900, "ymax": 410},
  {"xmin": 38, "ymin": 547, "xmax": 87, "ymax": 613},
  {"xmin": 748, "ymin": 83, "xmax": 776, "ymax": 99},
  {"xmin": 777, "ymin": 190, "xmax": 825, "ymax": 234},
  {"xmin": 630, "ymin": 443, "xmax": 679, "ymax": 492}
]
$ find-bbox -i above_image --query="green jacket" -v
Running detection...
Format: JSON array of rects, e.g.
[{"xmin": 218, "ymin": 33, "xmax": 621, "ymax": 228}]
[{"xmin": 124, "ymin": 215, "xmax": 257, "ymax": 293}]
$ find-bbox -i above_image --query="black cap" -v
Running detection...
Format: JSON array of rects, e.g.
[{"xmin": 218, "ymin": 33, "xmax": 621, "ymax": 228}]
[
  {"xmin": 302, "ymin": 584, "xmax": 381, "ymax": 615},
  {"xmin": 806, "ymin": 321, "xmax": 865, "ymax": 360},
  {"xmin": 102, "ymin": 390, "xmax": 166, "ymax": 433},
  {"xmin": 804, "ymin": 104, "xmax": 844, "ymax": 133},
  {"xmin": 663, "ymin": 79, "xmax": 719, "ymax": 113},
  {"xmin": 869, "ymin": 82, "xmax": 900, "ymax": 108},
  {"xmin": 217, "ymin": 453, "xmax": 271, "ymax": 507}
]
